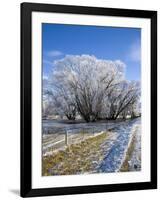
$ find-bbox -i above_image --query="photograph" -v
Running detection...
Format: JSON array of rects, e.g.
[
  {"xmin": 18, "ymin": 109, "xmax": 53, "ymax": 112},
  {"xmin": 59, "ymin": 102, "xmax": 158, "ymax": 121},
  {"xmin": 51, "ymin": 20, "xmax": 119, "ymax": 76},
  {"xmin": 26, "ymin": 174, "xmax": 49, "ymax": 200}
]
[
  {"xmin": 20, "ymin": 2, "xmax": 157, "ymax": 197},
  {"xmin": 42, "ymin": 24, "xmax": 142, "ymax": 176}
]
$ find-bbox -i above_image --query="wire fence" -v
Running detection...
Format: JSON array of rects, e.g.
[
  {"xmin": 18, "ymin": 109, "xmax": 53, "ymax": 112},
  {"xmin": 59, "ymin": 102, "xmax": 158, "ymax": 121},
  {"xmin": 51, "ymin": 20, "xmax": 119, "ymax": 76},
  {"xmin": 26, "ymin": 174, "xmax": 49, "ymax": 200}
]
[{"xmin": 42, "ymin": 125, "xmax": 113, "ymax": 156}]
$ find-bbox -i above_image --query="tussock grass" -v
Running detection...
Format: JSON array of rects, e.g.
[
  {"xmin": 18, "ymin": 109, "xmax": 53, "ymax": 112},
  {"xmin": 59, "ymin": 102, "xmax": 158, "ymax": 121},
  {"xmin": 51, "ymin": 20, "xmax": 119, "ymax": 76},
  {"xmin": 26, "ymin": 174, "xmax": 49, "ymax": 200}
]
[
  {"xmin": 42, "ymin": 132, "xmax": 109, "ymax": 176},
  {"xmin": 120, "ymin": 135, "xmax": 136, "ymax": 172}
]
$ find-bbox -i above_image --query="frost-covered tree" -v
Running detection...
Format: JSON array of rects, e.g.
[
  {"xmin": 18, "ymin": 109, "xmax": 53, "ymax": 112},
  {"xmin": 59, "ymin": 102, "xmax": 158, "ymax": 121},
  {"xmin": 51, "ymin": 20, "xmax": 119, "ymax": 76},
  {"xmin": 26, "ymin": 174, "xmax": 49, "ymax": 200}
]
[
  {"xmin": 52, "ymin": 90, "xmax": 77, "ymax": 120},
  {"xmin": 51, "ymin": 55, "xmax": 126, "ymax": 122},
  {"xmin": 43, "ymin": 77, "xmax": 77, "ymax": 120},
  {"xmin": 42, "ymin": 76, "xmax": 56, "ymax": 118},
  {"xmin": 43, "ymin": 55, "xmax": 141, "ymax": 121},
  {"xmin": 103, "ymin": 80, "xmax": 140, "ymax": 119}
]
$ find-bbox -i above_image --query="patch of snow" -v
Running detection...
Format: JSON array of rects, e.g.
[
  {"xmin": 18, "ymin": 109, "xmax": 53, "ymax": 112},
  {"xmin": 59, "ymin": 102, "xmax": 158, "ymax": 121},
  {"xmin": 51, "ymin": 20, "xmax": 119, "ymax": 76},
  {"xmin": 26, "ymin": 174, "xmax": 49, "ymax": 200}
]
[{"xmin": 97, "ymin": 118, "xmax": 141, "ymax": 173}]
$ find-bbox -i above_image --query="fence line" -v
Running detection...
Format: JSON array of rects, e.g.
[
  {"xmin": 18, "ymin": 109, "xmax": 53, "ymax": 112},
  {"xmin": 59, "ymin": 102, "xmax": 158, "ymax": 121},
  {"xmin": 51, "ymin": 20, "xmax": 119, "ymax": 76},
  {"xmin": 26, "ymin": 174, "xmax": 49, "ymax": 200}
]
[{"xmin": 42, "ymin": 125, "xmax": 115, "ymax": 156}]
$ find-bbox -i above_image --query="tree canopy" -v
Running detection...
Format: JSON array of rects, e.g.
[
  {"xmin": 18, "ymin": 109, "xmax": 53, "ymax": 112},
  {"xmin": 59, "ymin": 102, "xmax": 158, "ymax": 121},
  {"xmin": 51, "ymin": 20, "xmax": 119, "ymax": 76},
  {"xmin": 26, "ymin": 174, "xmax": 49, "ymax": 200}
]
[{"xmin": 43, "ymin": 55, "xmax": 141, "ymax": 122}]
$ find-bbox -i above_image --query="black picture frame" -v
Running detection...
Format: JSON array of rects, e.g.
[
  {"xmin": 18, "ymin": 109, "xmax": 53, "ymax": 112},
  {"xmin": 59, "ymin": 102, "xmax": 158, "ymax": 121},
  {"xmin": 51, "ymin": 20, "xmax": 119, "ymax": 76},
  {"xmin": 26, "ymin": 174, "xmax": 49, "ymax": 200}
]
[{"xmin": 21, "ymin": 2, "xmax": 157, "ymax": 197}]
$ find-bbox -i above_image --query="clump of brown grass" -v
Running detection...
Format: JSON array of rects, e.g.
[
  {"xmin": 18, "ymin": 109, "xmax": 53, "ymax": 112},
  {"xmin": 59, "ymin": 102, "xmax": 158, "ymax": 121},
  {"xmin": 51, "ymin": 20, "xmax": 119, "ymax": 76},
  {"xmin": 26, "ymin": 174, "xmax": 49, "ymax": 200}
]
[
  {"xmin": 42, "ymin": 132, "xmax": 109, "ymax": 176},
  {"xmin": 120, "ymin": 135, "xmax": 136, "ymax": 172}
]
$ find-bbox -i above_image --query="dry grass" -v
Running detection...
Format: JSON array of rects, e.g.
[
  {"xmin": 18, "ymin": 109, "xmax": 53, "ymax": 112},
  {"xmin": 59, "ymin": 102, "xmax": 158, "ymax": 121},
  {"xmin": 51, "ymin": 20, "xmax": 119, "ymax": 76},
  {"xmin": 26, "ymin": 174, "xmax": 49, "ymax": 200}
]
[
  {"xmin": 42, "ymin": 132, "xmax": 109, "ymax": 176},
  {"xmin": 120, "ymin": 135, "xmax": 136, "ymax": 172}
]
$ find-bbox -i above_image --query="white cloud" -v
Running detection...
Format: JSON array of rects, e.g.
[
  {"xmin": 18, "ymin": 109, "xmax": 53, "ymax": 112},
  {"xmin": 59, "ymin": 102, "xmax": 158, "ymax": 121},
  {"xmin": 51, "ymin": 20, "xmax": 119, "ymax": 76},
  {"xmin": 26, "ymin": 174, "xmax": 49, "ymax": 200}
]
[
  {"xmin": 47, "ymin": 50, "xmax": 63, "ymax": 57},
  {"xmin": 129, "ymin": 40, "xmax": 141, "ymax": 62}
]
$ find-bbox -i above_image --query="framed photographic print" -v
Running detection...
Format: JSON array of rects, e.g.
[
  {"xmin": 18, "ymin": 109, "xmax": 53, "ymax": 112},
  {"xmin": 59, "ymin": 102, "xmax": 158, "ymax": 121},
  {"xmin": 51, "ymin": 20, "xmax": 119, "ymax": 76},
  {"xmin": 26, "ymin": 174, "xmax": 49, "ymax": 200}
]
[{"xmin": 21, "ymin": 2, "xmax": 157, "ymax": 197}]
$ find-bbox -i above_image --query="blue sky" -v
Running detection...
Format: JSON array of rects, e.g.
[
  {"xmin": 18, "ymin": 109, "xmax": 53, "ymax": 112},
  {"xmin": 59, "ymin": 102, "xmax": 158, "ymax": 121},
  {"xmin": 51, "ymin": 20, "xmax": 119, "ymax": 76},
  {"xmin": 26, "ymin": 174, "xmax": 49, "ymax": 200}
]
[{"xmin": 42, "ymin": 23, "xmax": 141, "ymax": 81}]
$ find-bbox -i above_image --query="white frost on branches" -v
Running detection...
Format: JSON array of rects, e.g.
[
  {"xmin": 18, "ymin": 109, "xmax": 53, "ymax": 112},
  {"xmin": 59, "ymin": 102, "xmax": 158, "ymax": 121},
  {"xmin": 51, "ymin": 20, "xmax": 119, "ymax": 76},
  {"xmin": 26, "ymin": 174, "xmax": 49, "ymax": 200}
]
[{"xmin": 43, "ymin": 55, "xmax": 140, "ymax": 121}]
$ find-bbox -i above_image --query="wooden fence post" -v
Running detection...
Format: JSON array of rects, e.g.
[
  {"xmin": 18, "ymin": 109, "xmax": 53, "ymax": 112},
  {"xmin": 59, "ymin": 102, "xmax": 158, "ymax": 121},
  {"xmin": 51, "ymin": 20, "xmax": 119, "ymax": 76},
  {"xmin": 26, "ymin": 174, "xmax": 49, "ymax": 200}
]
[
  {"xmin": 83, "ymin": 128, "xmax": 85, "ymax": 140},
  {"xmin": 65, "ymin": 131, "xmax": 68, "ymax": 146}
]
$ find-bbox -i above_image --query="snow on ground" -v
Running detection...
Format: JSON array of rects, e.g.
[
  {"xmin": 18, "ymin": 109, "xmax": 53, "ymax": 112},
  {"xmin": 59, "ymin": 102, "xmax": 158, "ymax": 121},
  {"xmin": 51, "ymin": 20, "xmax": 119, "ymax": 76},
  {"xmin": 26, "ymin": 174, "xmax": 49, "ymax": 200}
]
[
  {"xmin": 97, "ymin": 118, "xmax": 141, "ymax": 173},
  {"xmin": 42, "ymin": 119, "xmax": 135, "ymax": 155},
  {"xmin": 128, "ymin": 124, "xmax": 141, "ymax": 171},
  {"xmin": 42, "ymin": 118, "xmax": 141, "ymax": 173}
]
